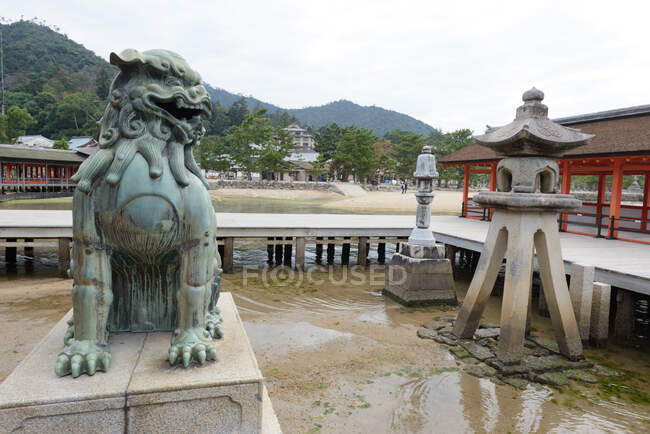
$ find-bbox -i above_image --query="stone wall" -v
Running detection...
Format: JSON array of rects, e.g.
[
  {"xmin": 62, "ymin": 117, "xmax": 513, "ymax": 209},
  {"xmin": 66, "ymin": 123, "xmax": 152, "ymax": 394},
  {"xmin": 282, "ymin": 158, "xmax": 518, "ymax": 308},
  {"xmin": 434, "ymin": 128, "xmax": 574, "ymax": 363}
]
[
  {"xmin": 208, "ymin": 179, "xmax": 345, "ymax": 195},
  {"xmin": 572, "ymin": 191, "xmax": 643, "ymax": 203}
]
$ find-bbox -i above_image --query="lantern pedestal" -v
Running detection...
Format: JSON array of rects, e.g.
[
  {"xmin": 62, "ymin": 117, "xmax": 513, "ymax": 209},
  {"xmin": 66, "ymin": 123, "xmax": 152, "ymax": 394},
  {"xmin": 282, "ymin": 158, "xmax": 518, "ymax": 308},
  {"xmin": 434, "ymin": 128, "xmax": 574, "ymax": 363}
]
[
  {"xmin": 383, "ymin": 243, "xmax": 457, "ymax": 307},
  {"xmin": 453, "ymin": 194, "xmax": 584, "ymax": 364}
]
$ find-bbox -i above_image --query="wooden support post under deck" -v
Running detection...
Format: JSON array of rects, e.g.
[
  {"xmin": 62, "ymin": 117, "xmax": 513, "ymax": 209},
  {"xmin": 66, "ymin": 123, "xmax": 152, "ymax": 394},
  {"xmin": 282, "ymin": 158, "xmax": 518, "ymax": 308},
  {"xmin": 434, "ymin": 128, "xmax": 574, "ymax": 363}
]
[
  {"xmin": 357, "ymin": 236, "xmax": 368, "ymax": 266},
  {"xmin": 58, "ymin": 238, "xmax": 71, "ymax": 277},
  {"xmin": 283, "ymin": 237, "xmax": 292, "ymax": 266},
  {"xmin": 341, "ymin": 237, "xmax": 350, "ymax": 265},
  {"xmin": 315, "ymin": 237, "xmax": 323, "ymax": 263},
  {"xmin": 222, "ymin": 237, "xmax": 234, "ymax": 274},
  {"xmin": 5, "ymin": 238, "xmax": 17, "ymax": 263},
  {"xmin": 274, "ymin": 237, "xmax": 283, "ymax": 264},
  {"xmin": 377, "ymin": 237, "xmax": 386, "ymax": 264},
  {"xmin": 266, "ymin": 237, "xmax": 274, "ymax": 264},
  {"xmin": 614, "ymin": 289, "xmax": 635, "ymax": 341},
  {"xmin": 327, "ymin": 237, "xmax": 335, "ymax": 265},
  {"xmin": 295, "ymin": 237, "xmax": 305, "ymax": 271},
  {"xmin": 24, "ymin": 238, "xmax": 34, "ymax": 258}
]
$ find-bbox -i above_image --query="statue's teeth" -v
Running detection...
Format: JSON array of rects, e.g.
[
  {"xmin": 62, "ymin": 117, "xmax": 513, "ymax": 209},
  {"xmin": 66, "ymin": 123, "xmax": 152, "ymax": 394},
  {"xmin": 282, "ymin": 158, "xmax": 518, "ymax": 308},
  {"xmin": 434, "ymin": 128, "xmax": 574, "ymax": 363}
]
[{"xmin": 176, "ymin": 98, "xmax": 184, "ymax": 108}]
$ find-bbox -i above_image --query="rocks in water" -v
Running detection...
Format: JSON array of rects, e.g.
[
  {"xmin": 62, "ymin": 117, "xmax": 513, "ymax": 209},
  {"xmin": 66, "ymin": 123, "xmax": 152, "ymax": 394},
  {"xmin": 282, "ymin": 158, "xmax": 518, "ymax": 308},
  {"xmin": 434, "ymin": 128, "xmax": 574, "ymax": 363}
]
[
  {"xmin": 475, "ymin": 328, "xmax": 500, "ymax": 339},
  {"xmin": 525, "ymin": 355, "xmax": 593, "ymax": 372},
  {"xmin": 523, "ymin": 345, "xmax": 550, "ymax": 357},
  {"xmin": 422, "ymin": 321, "xmax": 448, "ymax": 331},
  {"xmin": 459, "ymin": 340, "xmax": 495, "ymax": 361},
  {"xmin": 528, "ymin": 336, "xmax": 560, "ymax": 354},
  {"xmin": 501, "ymin": 376, "xmax": 528, "ymax": 390},
  {"xmin": 417, "ymin": 327, "xmax": 438, "ymax": 340},
  {"xmin": 478, "ymin": 322, "xmax": 499, "ymax": 329},
  {"xmin": 463, "ymin": 364, "xmax": 497, "ymax": 378},
  {"xmin": 438, "ymin": 326, "xmax": 454, "ymax": 335},
  {"xmin": 437, "ymin": 316, "xmax": 456, "ymax": 323},
  {"xmin": 593, "ymin": 365, "xmax": 621, "ymax": 377},
  {"xmin": 565, "ymin": 369, "xmax": 598, "ymax": 383},
  {"xmin": 485, "ymin": 359, "xmax": 530, "ymax": 376},
  {"xmin": 450, "ymin": 346, "xmax": 471, "ymax": 359},
  {"xmin": 533, "ymin": 372, "xmax": 569, "ymax": 386},
  {"xmin": 433, "ymin": 335, "xmax": 458, "ymax": 346}
]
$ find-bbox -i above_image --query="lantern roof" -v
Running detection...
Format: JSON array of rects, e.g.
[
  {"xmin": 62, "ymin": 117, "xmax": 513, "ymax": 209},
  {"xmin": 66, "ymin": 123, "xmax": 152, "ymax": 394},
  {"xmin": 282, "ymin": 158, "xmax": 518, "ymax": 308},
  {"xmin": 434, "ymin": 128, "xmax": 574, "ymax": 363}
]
[
  {"xmin": 474, "ymin": 88, "xmax": 594, "ymax": 157},
  {"xmin": 413, "ymin": 146, "xmax": 438, "ymax": 178}
]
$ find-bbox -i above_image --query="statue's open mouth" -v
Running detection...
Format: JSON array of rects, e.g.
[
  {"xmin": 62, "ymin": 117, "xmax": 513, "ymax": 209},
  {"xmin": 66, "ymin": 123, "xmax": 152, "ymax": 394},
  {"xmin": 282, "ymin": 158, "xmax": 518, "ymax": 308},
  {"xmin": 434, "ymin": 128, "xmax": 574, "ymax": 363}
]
[{"xmin": 150, "ymin": 95, "xmax": 211, "ymax": 124}]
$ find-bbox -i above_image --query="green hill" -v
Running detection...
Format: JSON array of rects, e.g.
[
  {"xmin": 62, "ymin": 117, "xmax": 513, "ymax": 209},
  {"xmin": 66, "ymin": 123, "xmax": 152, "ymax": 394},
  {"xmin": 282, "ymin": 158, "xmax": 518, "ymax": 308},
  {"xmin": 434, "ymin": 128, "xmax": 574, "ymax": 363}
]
[
  {"xmin": 2, "ymin": 19, "xmax": 437, "ymax": 139},
  {"xmin": 204, "ymin": 84, "xmax": 435, "ymax": 136}
]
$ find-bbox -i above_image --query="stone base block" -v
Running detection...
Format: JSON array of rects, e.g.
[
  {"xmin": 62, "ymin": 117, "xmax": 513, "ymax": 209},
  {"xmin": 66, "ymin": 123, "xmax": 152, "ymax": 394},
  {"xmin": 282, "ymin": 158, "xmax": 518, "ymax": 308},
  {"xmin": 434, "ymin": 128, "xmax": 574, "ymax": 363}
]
[
  {"xmin": 0, "ymin": 293, "xmax": 281, "ymax": 434},
  {"xmin": 383, "ymin": 248, "xmax": 457, "ymax": 307}
]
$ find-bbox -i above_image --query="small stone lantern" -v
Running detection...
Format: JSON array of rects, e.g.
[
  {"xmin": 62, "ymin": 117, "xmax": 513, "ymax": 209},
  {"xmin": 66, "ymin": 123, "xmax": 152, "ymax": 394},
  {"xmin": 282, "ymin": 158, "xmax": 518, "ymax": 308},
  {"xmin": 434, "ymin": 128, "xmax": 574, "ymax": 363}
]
[
  {"xmin": 383, "ymin": 146, "xmax": 456, "ymax": 306},
  {"xmin": 409, "ymin": 146, "xmax": 438, "ymax": 247}
]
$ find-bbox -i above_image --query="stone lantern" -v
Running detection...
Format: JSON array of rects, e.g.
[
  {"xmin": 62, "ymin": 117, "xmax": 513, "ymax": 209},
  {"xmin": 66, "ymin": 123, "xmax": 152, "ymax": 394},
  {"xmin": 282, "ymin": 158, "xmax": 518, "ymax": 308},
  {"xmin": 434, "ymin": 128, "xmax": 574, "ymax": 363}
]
[
  {"xmin": 409, "ymin": 145, "xmax": 438, "ymax": 247},
  {"xmin": 452, "ymin": 88, "xmax": 594, "ymax": 364},
  {"xmin": 383, "ymin": 146, "xmax": 457, "ymax": 306}
]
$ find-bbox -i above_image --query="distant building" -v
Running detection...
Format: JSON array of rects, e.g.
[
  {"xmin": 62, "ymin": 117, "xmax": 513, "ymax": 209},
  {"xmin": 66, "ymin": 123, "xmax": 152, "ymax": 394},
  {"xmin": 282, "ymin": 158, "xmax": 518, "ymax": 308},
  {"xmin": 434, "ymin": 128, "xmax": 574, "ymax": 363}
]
[
  {"xmin": 68, "ymin": 136, "xmax": 98, "ymax": 150},
  {"xmin": 0, "ymin": 144, "xmax": 88, "ymax": 194},
  {"xmin": 284, "ymin": 123, "xmax": 315, "ymax": 149},
  {"xmin": 15, "ymin": 135, "xmax": 55, "ymax": 148}
]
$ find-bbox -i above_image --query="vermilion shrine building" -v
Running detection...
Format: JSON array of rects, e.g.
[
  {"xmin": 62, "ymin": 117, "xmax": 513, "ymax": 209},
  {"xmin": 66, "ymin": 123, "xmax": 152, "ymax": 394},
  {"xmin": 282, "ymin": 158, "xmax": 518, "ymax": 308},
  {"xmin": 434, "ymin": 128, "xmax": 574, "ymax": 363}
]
[
  {"xmin": 0, "ymin": 144, "xmax": 89, "ymax": 194},
  {"xmin": 440, "ymin": 104, "xmax": 650, "ymax": 244}
]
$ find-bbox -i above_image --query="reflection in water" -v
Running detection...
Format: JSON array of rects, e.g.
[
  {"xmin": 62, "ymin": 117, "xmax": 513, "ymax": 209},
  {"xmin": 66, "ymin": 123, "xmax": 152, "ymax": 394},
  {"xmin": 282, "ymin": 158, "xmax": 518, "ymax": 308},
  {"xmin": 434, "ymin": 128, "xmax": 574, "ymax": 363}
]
[
  {"xmin": 479, "ymin": 378, "xmax": 500, "ymax": 432},
  {"xmin": 514, "ymin": 386, "xmax": 550, "ymax": 433}
]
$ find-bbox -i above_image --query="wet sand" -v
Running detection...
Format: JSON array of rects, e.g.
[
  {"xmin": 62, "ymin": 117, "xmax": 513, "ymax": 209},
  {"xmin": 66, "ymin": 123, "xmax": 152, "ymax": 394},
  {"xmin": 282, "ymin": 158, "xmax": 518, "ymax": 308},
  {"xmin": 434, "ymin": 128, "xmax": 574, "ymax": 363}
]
[
  {"xmin": 210, "ymin": 188, "xmax": 465, "ymax": 214},
  {"xmin": 2, "ymin": 264, "xmax": 650, "ymax": 433}
]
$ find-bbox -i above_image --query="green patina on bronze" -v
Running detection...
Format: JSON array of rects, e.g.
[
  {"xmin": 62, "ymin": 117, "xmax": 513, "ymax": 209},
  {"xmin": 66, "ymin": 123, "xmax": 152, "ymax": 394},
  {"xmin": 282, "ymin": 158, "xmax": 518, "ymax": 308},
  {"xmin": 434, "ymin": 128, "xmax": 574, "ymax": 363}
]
[{"xmin": 55, "ymin": 49, "xmax": 223, "ymax": 378}]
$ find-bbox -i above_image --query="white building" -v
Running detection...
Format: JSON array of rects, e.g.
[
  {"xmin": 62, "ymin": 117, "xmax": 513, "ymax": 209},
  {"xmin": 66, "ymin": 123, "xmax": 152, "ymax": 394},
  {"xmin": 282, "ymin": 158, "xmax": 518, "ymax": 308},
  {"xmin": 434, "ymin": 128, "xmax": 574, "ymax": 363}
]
[
  {"xmin": 283, "ymin": 123, "xmax": 315, "ymax": 149},
  {"xmin": 14, "ymin": 135, "xmax": 54, "ymax": 148}
]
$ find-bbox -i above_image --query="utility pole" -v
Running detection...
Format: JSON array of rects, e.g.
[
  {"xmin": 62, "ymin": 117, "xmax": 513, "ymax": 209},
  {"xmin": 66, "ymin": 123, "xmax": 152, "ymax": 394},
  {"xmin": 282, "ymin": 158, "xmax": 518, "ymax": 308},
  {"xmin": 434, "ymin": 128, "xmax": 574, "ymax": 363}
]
[{"xmin": 0, "ymin": 26, "xmax": 5, "ymax": 115}]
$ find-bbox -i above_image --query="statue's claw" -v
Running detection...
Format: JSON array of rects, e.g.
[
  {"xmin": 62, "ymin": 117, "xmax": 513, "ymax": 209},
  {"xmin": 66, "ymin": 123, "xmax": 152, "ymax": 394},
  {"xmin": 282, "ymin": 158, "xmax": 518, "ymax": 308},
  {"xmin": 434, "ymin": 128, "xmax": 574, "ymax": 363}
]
[
  {"xmin": 54, "ymin": 339, "xmax": 111, "ymax": 377},
  {"xmin": 63, "ymin": 318, "xmax": 75, "ymax": 345},
  {"xmin": 206, "ymin": 310, "xmax": 224, "ymax": 339},
  {"xmin": 169, "ymin": 328, "xmax": 217, "ymax": 367}
]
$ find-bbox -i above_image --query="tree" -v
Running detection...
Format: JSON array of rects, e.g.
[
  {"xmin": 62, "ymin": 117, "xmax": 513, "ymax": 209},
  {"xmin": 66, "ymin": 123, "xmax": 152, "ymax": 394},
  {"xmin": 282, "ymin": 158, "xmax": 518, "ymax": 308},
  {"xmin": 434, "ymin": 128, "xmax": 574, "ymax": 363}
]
[
  {"xmin": 227, "ymin": 97, "xmax": 248, "ymax": 127},
  {"xmin": 0, "ymin": 105, "xmax": 35, "ymax": 142},
  {"xmin": 386, "ymin": 129, "xmax": 426, "ymax": 179},
  {"xmin": 256, "ymin": 125, "xmax": 294, "ymax": 178},
  {"xmin": 433, "ymin": 128, "xmax": 474, "ymax": 186},
  {"xmin": 52, "ymin": 136, "xmax": 69, "ymax": 149},
  {"xmin": 226, "ymin": 109, "xmax": 291, "ymax": 180},
  {"xmin": 95, "ymin": 68, "xmax": 111, "ymax": 100},
  {"xmin": 194, "ymin": 135, "xmax": 231, "ymax": 172},
  {"xmin": 314, "ymin": 123, "xmax": 343, "ymax": 163},
  {"xmin": 331, "ymin": 126, "xmax": 378, "ymax": 182},
  {"xmin": 203, "ymin": 102, "xmax": 231, "ymax": 136}
]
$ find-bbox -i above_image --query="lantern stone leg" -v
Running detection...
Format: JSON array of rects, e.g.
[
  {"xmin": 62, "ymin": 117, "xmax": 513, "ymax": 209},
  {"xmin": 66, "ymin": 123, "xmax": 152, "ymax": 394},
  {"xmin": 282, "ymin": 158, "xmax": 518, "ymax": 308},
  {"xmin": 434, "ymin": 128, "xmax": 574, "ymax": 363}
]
[
  {"xmin": 535, "ymin": 213, "xmax": 583, "ymax": 360},
  {"xmin": 453, "ymin": 214, "xmax": 508, "ymax": 337}
]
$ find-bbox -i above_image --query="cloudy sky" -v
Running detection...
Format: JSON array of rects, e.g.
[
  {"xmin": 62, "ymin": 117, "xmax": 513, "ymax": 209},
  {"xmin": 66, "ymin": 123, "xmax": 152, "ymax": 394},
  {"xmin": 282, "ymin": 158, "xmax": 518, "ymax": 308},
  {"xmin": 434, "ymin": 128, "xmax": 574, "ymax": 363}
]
[{"xmin": 3, "ymin": 1, "xmax": 650, "ymax": 133}]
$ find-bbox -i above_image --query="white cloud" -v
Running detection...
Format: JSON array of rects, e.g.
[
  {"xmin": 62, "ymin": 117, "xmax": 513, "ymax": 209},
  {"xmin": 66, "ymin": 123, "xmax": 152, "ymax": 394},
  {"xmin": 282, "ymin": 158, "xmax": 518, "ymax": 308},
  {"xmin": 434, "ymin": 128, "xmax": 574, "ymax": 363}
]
[{"xmin": 3, "ymin": 0, "xmax": 650, "ymax": 133}]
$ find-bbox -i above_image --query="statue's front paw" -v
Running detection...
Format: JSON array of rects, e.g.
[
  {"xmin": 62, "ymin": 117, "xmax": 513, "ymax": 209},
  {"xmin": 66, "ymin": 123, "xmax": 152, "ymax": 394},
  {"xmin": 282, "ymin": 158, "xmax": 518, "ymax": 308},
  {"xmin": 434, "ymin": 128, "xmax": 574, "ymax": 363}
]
[
  {"xmin": 169, "ymin": 328, "xmax": 217, "ymax": 368},
  {"xmin": 206, "ymin": 309, "xmax": 224, "ymax": 339},
  {"xmin": 55, "ymin": 339, "xmax": 111, "ymax": 378}
]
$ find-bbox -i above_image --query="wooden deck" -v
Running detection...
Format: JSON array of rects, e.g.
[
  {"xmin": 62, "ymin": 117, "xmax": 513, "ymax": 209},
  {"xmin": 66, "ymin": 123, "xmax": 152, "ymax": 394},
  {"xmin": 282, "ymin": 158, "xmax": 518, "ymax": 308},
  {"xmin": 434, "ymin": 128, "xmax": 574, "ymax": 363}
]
[{"xmin": 0, "ymin": 211, "xmax": 649, "ymax": 294}]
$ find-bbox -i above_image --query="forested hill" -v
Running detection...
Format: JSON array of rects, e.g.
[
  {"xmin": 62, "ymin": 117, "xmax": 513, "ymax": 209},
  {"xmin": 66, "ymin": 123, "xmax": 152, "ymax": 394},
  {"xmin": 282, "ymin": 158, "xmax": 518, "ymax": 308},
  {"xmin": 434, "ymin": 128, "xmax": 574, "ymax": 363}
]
[
  {"xmin": 204, "ymin": 84, "xmax": 435, "ymax": 136},
  {"xmin": 1, "ymin": 19, "xmax": 436, "ymax": 139}
]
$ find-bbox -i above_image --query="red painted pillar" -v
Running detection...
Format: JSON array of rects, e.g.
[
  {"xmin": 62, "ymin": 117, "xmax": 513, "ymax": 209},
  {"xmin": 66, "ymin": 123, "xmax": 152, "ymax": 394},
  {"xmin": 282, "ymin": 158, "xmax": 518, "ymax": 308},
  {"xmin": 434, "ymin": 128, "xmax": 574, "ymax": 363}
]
[
  {"xmin": 641, "ymin": 172, "xmax": 650, "ymax": 231},
  {"xmin": 609, "ymin": 158, "xmax": 624, "ymax": 238},
  {"xmin": 489, "ymin": 162, "xmax": 497, "ymax": 191},
  {"xmin": 560, "ymin": 160, "xmax": 571, "ymax": 231},
  {"xmin": 462, "ymin": 164, "xmax": 470, "ymax": 217},
  {"xmin": 596, "ymin": 173, "xmax": 606, "ymax": 228}
]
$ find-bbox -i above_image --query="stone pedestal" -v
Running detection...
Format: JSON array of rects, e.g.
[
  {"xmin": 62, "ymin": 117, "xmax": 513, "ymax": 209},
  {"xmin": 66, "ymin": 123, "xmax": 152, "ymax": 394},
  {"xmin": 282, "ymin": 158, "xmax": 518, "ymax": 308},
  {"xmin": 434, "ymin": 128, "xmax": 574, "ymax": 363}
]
[
  {"xmin": 0, "ymin": 293, "xmax": 281, "ymax": 434},
  {"xmin": 383, "ymin": 243, "xmax": 457, "ymax": 306}
]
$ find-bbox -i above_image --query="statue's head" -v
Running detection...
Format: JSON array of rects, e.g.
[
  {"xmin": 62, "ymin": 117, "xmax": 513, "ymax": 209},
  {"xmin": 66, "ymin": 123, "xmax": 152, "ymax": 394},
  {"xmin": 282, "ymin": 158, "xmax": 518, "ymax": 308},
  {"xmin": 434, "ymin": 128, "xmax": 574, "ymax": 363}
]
[
  {"xmin": 72, "ymin": 49, "xmax": 212, "ymax": 192},
  {"xmin": 103, "ymin": 49, "xmax": 212, "ymax": 146}
]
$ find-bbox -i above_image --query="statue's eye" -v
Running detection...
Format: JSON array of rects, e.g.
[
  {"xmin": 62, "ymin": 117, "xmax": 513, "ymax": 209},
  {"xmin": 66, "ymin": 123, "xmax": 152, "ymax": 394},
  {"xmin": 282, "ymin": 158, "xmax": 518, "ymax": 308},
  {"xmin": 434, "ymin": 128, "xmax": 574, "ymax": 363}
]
[{"xmin": 165, "ymin": 77, "xmax": 182, "ymax": 87}]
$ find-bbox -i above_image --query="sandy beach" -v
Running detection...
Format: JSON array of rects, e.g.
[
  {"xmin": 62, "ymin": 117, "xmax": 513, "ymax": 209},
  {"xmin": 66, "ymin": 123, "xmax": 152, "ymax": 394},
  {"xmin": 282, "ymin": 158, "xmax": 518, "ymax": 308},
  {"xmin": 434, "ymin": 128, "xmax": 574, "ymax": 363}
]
[{"xmin": 210, "ymin": 188, "xmax": 466, "ymax": 214}]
